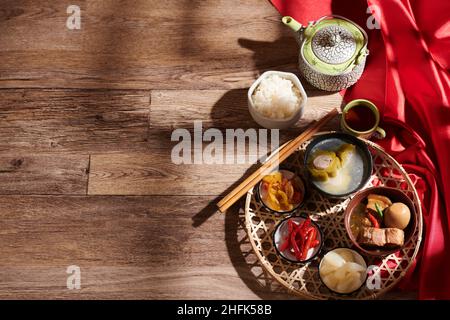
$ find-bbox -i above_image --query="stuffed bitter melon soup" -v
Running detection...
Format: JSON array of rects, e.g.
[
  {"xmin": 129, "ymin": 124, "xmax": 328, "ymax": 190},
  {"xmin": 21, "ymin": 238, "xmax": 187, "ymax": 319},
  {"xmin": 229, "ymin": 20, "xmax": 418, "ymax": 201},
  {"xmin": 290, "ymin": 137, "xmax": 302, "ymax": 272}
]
[{"xmin": 307, "ymin": 140, "xmax": 364, "ymax": 195}]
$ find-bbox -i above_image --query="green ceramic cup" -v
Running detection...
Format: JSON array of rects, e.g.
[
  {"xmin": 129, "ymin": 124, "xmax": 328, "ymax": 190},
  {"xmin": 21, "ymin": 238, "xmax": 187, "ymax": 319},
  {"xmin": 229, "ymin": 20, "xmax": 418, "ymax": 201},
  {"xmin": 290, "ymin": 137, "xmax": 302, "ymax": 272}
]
[{"xmin": 341, "ymin": 99, "xmax": 386, "ymax": 139}]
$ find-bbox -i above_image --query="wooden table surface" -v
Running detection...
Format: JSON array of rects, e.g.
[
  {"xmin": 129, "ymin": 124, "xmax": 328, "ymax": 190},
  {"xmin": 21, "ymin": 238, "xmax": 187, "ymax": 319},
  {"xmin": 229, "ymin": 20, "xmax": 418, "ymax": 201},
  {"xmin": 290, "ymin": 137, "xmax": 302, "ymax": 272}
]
[{"xmin": 0, "ymin": 0, "xmax": 415, "ymax": 299}]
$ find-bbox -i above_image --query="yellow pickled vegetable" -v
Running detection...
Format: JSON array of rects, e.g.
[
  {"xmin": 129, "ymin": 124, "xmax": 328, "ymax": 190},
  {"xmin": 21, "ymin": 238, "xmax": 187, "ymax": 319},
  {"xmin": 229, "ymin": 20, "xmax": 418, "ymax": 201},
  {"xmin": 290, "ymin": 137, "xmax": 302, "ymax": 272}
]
[
  {"xmin": 276, "ymin": 190, "xmax": 291, "ymax": 210},
  {"xmin": 285, "ymin": 181, "xmax": 294, "ymax": 201},
  {"xmin": 260, "ymin": 171, "xmax": 303, "ymax": 211}
]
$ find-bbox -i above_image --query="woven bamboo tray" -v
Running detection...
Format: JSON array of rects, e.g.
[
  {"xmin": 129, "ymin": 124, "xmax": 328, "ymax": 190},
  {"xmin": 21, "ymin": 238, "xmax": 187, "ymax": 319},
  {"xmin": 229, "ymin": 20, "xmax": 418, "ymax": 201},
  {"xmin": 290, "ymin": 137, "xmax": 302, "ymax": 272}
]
[{"xmin": 244, "ymin": 135, "xmax": 423, "ymax": 299}]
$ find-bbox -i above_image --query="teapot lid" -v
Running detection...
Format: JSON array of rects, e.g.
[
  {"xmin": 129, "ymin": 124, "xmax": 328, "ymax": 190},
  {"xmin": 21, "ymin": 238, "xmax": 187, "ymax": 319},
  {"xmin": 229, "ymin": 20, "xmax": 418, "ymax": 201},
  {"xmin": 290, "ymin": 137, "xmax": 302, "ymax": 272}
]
[{"xmin": 301, "ymin": 16, "xmax": 368, "ymax": 74}]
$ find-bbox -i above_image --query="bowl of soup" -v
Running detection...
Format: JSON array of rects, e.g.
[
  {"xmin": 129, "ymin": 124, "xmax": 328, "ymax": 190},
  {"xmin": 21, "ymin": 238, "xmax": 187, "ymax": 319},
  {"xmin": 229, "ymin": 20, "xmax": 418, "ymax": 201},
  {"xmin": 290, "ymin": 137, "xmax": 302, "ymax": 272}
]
[{"xmin": 304, "ymin": 133, "xmax": 373, "ymax": 198}]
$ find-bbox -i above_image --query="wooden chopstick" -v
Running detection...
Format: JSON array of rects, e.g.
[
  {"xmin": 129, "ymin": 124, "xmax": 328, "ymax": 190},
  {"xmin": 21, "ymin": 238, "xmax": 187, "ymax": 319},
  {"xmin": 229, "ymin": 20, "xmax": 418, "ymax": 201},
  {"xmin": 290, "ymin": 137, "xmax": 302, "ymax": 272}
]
[
  {"xmin": 217, "ymin": 109, "xmax": 338, "ymax": 210},
  {"xmin": 217, "ymin": 107, "xmax": 339, "ymax": 213},
  {"xmin": 216, "ymin": 135, "xmax": 305, "ymax": 209}
]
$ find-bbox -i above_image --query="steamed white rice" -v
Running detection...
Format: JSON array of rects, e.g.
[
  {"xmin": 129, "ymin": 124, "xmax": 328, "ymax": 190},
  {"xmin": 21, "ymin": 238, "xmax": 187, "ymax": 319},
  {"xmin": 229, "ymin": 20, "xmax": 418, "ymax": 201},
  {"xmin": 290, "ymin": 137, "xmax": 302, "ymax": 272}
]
[{"xmin": 252, "ymin": 74, "xmax": 302, "ymax": 119}]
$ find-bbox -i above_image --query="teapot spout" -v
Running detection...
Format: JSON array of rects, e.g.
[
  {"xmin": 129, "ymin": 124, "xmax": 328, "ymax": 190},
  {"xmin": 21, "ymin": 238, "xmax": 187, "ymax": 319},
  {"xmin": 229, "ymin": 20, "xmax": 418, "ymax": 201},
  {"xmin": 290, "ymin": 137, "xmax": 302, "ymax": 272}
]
[
  {"xmin": 282, "ymin": 16, "xmax": 302, "ymax": 32},
  {"xmin": 282, "ymin": 16, "xmax": 303, "ymax": 44}
]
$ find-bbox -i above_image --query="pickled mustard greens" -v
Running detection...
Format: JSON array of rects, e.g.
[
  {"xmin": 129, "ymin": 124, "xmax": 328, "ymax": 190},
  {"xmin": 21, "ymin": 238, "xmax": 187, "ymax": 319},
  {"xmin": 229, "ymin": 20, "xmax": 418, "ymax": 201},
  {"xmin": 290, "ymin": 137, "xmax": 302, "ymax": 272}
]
[{"xmin": 260, "ymin": 171, "xmax": 304, "ymax": 211}]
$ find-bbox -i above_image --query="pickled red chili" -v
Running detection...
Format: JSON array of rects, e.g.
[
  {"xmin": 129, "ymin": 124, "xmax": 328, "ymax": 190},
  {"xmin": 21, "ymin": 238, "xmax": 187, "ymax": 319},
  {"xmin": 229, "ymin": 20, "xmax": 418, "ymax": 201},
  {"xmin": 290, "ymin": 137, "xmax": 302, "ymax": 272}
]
[{"xmin": 278, "ymin": 217, "xmax": 320, "ymax": 261}]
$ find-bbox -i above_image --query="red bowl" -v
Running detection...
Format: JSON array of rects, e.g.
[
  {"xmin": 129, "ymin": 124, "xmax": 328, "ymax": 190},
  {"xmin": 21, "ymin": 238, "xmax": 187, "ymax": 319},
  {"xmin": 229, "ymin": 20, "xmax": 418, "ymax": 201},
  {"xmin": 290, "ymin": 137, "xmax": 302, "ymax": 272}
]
[{"xmin": 344, "ymin": 187, "xmax": 417, "ymax": 257}]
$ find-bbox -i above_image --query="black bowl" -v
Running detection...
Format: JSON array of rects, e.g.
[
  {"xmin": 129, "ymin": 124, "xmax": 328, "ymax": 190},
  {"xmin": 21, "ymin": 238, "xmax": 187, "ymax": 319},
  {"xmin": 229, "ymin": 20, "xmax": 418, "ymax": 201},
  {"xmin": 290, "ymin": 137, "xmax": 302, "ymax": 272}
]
[
  {"xmin": 304, "ymin": 132, "xmax": 373, "ymax": 198},
  {"xmin": 272, "ymin": 215, "xmax": 324, "ymax": 264}
]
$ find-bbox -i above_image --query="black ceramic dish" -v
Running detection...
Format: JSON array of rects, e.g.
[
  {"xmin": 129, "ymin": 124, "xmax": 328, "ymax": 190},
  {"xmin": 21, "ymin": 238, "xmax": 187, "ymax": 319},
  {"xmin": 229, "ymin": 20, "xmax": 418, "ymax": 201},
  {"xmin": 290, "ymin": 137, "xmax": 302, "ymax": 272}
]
[
  {"xmin": 256, "ymin": 169, "xmax": 307, "ymax": 215},
  {"xmin": 272, "ymin": 215, "xmax": 324, "ymax": 264},
  {"xmin": 318, "ymin": 247, "xmax": 369, "ymax": 296},
  {"xmin": 304, "ymin": 132, "xmax": 373, "ymax": 198}
]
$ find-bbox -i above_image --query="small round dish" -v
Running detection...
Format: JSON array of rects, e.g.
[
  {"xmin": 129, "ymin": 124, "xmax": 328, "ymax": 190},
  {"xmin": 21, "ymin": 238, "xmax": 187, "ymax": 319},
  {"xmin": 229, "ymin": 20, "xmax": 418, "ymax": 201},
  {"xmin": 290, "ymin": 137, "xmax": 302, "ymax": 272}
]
[
  {"xmin": 344, "ymin": 186, "xmax": 417, "ymax": 257},
  {"xmin": 248, "ymin": 71, "xmax": 307, "ymax": 129},
  {"xmin": 257, "ymin": 169, "xmax": 306, "ymax": 215},
  {"xmin": 318, "ymin": 247, "xmax": 368, "ymax": 295},
  {"xmin": 304, "ymin": 132, "xmax": 373, "ymax": 198},
  {"xmin": 272, "ymin": 215, "xmax": 323, "ymax": 264}
]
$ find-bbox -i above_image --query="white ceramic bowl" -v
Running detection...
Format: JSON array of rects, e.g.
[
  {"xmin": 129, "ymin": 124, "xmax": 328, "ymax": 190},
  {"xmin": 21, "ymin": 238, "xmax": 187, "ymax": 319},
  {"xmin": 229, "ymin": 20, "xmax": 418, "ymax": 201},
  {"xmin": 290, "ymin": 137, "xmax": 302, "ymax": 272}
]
[{"xmin": 248, "ymin": 71, "xmax": 307, "ymax": 129}]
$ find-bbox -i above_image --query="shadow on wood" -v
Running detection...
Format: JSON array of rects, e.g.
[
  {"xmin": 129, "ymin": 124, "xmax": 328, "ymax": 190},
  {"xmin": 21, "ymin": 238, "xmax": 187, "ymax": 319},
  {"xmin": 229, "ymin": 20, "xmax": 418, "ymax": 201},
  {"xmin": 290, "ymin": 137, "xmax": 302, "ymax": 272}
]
[
  {"xmin": 238, "ymin": 37, "xmax": 335, "ymax": 97},
  {"xmin": 223, "ymin": 202, "xmax": 296, "ymax": 299},
  {"xmin": 191, "ymin": 159, "xmax": 264, "ymax": 228}
]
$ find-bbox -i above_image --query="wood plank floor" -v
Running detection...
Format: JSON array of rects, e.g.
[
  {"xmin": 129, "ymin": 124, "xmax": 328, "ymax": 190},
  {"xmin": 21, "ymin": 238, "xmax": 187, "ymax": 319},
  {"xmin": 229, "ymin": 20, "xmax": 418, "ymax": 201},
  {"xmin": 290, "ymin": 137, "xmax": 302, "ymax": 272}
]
[
  {"xmin": 0, "ymin": 0, "xmax": 414, "ymax": 299},
  {"xmin": 0, "ymin": 195, "xmax": 293, "ymax": 299},
  {"xmin": 0, "ymin": 0, "xmax": 298, "ymax": 90}
]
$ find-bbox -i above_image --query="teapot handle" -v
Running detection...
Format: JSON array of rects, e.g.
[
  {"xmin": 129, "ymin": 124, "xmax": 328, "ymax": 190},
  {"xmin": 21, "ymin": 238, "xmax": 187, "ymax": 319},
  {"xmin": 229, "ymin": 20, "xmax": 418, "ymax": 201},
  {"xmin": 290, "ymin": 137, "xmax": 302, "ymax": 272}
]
[{"xmin": 355, "ymin": 47, "xmax": 369, "ymax": 65}]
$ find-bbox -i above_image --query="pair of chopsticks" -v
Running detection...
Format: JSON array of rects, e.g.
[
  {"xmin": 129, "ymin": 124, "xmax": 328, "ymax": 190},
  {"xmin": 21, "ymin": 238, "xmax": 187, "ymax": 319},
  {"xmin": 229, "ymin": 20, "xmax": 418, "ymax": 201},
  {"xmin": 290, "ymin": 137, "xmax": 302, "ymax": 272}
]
[{"xmin": 217, "ymin": 107, "xmax": 339, "ymax": 213}]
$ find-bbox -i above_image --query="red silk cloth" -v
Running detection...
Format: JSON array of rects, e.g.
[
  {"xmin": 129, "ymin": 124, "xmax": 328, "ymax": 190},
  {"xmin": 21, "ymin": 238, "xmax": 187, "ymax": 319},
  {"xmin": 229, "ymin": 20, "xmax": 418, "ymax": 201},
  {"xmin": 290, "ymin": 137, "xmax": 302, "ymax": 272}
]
[{"xmin": 270, "ymin": 0, "xmax": 450, "ymax": 299}]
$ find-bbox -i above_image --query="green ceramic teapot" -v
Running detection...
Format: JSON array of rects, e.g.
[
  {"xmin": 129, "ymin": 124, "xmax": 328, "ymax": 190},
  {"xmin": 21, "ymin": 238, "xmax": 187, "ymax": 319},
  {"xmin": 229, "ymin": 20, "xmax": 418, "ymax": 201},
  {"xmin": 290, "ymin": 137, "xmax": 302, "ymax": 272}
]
[{"xmin": 282, "ymin": 15, "xmax": 369, "ymax": 92}]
